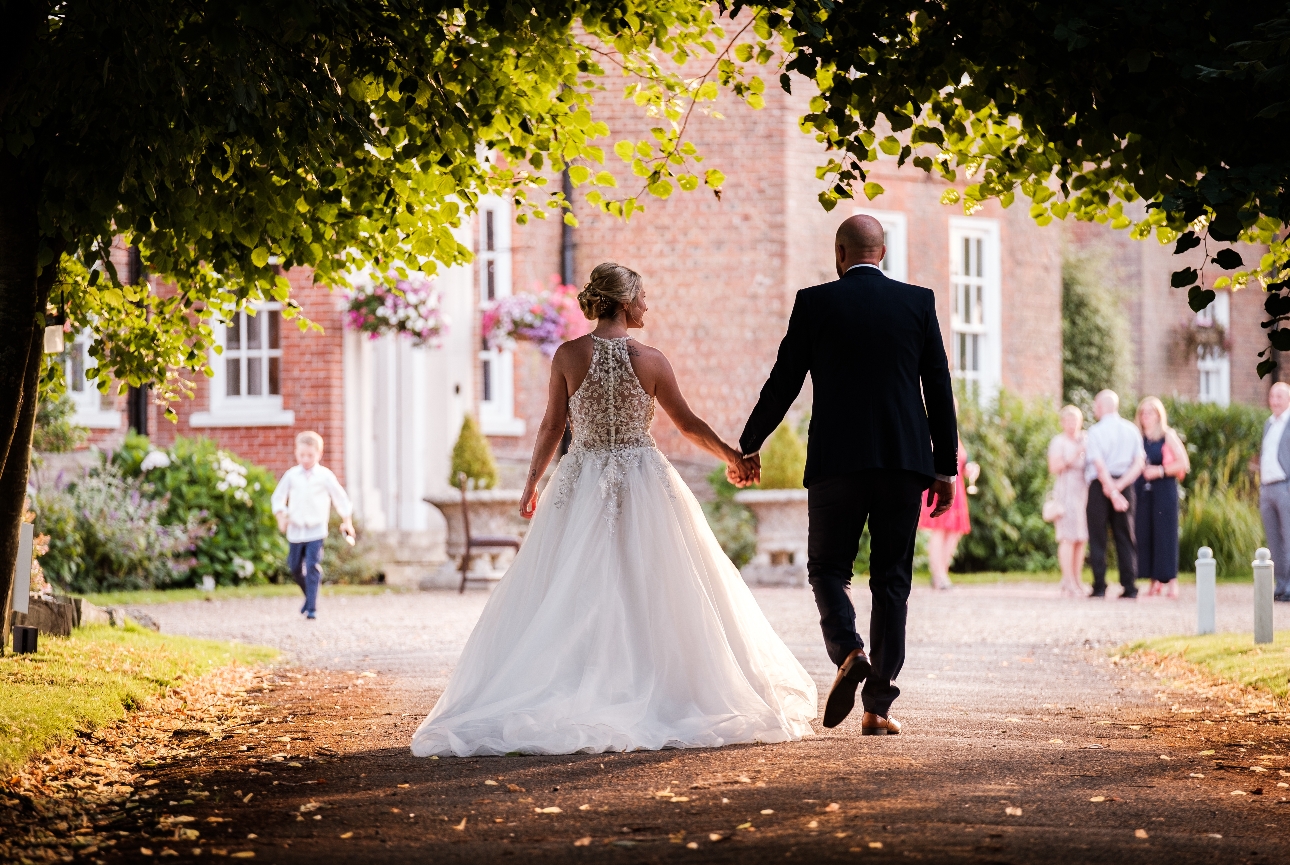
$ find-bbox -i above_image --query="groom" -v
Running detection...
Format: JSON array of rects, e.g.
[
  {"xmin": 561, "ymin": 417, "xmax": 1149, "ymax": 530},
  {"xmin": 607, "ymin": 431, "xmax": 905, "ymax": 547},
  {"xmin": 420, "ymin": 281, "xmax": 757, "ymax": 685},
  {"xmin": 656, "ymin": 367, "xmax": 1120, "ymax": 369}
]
[{"xmin": 733, "ymin": 214, "xmax": 958, "ymax": 734}]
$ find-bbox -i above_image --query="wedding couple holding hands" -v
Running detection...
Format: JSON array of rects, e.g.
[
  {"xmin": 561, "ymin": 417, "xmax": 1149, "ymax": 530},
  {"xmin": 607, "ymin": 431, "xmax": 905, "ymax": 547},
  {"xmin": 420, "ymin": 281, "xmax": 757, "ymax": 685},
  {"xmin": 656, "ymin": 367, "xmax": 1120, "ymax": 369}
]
[{"xmin": 410, "ymin": 214, "xmax": 959, "ymax": 758}]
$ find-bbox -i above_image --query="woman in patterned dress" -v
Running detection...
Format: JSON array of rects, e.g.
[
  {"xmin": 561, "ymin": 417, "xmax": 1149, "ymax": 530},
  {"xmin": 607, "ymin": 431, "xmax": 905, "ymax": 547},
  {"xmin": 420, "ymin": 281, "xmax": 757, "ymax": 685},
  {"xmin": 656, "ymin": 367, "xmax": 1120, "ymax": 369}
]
[{"xmin": 1048, "ymin": 405, "xmax": 1089, "ymax": 597}]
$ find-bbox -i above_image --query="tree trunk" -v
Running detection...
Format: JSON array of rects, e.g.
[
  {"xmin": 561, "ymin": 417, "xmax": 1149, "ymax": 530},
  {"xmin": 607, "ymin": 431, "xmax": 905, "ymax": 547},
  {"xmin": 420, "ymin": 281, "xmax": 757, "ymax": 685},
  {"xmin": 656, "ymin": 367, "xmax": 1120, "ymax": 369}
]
[{"xmin": 0, "ymin": 156, "xmax": 45, "ymax": 653}]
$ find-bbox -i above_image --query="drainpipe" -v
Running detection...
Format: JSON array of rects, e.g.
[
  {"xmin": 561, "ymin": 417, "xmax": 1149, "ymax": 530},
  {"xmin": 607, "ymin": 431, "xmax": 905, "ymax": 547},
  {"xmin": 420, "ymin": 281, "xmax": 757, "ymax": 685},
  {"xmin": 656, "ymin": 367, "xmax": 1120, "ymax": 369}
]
[{"xmin": 125, "ymin": 245, "xmax": 149, "ymax": 436}]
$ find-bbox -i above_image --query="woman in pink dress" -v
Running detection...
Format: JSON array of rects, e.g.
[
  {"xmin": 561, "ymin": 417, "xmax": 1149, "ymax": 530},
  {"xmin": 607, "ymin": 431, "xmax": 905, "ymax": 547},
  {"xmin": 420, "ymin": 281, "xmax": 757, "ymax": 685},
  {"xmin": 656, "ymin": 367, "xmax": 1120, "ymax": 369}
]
[{"xmin": 920, "ymin": 439, "xmax": 977, "ymax": 590}]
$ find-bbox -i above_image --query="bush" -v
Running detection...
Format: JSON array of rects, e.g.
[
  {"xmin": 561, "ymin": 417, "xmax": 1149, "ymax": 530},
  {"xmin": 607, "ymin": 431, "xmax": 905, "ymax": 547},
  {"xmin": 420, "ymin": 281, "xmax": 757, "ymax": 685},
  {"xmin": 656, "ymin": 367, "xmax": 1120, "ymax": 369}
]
[
  {"xmin": 1163, "ymin": 398, "xmax": 1264, "ymax": 494},
  {"xmin": 31, "ymin": 464, "xmax": 204, "ymax": 593},
  {"xmin": 113, "ymin": 432, "xmax": 287, "ymax": 585},
  {"xmin": 955, "ymin": 389, "xmax": 1061, "ymax": 572},
  {"xmin": 1062, "ymin": 248, "xmax": 1133, "ymax": 404},
  {"xmin": 758, "ymin": 422, "xmax": 806, "ymax": 489},
  {"xmin": 1179, "ymin": 473, "xmax": 1265, "ymax": 579},
  {"xmin": 703, "ymin": 466, "xmax": 757, "ymax": 569},
  {"xmin": 31, "ymin": 392, "xmax": 88, "ymax": 453},
  {"xmin": 323, "ymin": 514, "xmax": 384, "ymax": 584},
  {"xmin": 449, "ymin": 415, "xmax": 497, "ymax": 490}
]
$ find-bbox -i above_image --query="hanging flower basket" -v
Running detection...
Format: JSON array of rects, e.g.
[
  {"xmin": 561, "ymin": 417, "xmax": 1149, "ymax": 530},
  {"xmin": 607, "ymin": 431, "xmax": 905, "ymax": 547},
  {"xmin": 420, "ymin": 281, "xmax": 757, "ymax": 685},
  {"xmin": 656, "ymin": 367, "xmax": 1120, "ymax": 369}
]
[
  {"xmin": 481, "ymin": 276, "xmax": 590, "ymax": 357},
  {"xmin": 346, "ymin": 274, "xmax": 449, "ymax": 347}
]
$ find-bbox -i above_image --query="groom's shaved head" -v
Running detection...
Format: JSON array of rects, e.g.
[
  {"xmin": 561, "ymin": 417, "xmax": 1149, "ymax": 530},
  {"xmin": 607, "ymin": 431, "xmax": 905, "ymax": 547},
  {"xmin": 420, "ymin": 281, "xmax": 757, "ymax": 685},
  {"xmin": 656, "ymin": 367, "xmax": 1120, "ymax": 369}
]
[
  {"xmin": 836, "ymin": 214, "xmax": 885, "ymax": 254},
  {"xmin": 834, "ymin": 214, "xmax": 886, "ymax": 276}
]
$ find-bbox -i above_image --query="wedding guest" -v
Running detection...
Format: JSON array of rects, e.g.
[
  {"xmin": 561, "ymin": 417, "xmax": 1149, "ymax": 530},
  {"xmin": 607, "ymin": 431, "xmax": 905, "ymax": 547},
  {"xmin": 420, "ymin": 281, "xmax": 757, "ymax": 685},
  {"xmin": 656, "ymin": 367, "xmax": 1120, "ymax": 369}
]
[
  {"xmin": 1259, "ymin": 382, "xmax": 1290, "ymax": 602},
  {"xmin": 1134, "ymin": 397, "xmax": 1190, "ymax": 598},
  {"xmin": 1047, "ymin": 405, "xmax": 1089, "ymax": 597},
  {"xmin": 918, "ymin": 438, "xmax": 978, "ymax": 590},
  {"xmin": 1084, "ymin": 390, "xmax": 1145, "ymax": 599}
]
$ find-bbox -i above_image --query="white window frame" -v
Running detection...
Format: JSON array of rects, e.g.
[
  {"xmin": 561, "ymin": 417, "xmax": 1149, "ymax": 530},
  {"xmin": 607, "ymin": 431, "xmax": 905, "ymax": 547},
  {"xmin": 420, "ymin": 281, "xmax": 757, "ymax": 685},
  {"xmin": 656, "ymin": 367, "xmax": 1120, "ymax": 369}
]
[
  {"xmin": 191, "ymin": 303, "xmax": 295, "ymax": 428},
  {"xmin": 61, "ymin": 332, "xmax": 122, "ymax": 428},
  {"xmin": 476, "ymin": 195, "xmax": 525, "ymax": 436},
  {"xmin": 1197, "ymin": 291, "xmax": 1231, "ymax": 407},
  {"xmin": 854, "ymin": 208, "xmax": 908, "ymax": 283},
  {"xmin": 948, "ymin": 217, "xmax": 1002, "ymax": 399}
]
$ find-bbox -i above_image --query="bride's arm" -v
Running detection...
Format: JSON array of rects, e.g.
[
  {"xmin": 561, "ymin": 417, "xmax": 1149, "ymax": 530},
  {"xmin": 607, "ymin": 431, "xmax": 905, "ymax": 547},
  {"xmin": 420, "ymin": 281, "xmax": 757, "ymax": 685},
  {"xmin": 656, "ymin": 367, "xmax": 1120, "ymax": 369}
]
[
  {"xmin": 647, "ymin": 350, "xmax": 743, "ymax": 466},
  {"xmin": 520, "ymin": 346, "xmax": 573, "ymax": 519}
]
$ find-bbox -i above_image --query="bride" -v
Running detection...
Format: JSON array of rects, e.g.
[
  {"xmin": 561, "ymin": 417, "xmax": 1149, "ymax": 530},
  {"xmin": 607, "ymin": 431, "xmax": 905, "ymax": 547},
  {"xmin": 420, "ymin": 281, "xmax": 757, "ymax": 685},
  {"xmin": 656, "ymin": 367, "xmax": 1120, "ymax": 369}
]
[{"xmin": 411, "ymin": 262, "xmax": 817, "ymax": 757}]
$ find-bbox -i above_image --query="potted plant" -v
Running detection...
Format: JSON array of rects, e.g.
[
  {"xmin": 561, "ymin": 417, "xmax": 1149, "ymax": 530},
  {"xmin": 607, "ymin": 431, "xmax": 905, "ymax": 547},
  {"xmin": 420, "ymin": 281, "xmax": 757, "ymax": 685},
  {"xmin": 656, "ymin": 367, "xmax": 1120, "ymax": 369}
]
[
  {"xmin": 733, "ymin": 422, "xmax": 809, "ymax": 587},
  {"xmin": 424, "ymin": 416, "xmax": 525, "ymax": 584}
]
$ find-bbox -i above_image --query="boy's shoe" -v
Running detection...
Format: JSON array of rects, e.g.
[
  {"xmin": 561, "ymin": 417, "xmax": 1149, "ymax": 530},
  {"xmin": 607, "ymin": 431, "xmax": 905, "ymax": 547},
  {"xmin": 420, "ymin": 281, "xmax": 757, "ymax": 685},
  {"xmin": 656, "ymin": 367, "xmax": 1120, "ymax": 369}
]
[{"xmin": 306, "ymin": 611, "xmax": 317, "ymax": 620}]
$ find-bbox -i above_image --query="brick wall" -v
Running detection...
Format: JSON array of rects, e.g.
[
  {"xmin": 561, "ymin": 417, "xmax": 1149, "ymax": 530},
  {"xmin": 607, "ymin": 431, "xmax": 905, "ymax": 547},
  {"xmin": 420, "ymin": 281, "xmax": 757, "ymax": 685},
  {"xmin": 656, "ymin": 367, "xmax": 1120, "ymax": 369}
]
[{"xmin": 147, "ymin": 266, "xmax": 348, "ymax": 484}]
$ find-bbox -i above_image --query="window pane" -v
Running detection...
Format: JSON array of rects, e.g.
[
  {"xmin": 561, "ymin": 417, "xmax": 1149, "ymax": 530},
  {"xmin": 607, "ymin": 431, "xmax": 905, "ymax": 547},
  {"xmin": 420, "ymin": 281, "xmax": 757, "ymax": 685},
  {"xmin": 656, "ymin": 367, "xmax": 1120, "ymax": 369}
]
[
  {"xmin": 482, "ymin": 359, "xmax": 492, "ymax": 402},
  {"xmin": 247, "ymin": 311, "xmax": 262, "ymax": 350},
  {"xmin": 100, "ymin": 389, "xmax": 114, "ymax": 411},
  {"xmin": 485, "ymin": 210, "xmax": 495, "ymax": 252},
  {"xmin": 267, "ymin": 309, "xmax": 280, "ymax": 349},
  {"xmin": 247, "ymin": 357, "xmax": 263, "ymax": 395},
  {"xmin": 962, "ymin": 236, "xmax": 970, "ymax": 276},
  {"xmin": 486, "ymin": 260, "xmax": 496, "ymax": 301},
  {"xmin": 70, "ymin": 344, "xmax": 85, "ymax": 392},
  {"xmin": 228, "ymin": 313, "xmax": 242, "ymax": 350},
  {"xmin": 268, "ymin": 357, "xmax": 280, "ymax": 395},
  {"xmin": 975, "ymin": 238, "xmax": 984, "ymax": 277},
  {"xmin": 226, "ymin": 358, "xmax": 241, "ymax": 396}
]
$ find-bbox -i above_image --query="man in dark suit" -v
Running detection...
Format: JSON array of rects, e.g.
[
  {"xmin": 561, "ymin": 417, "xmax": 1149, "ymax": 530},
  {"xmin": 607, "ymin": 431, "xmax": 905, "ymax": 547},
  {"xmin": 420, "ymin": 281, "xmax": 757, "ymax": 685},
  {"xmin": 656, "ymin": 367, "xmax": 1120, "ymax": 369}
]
[{"xmin": 733, "ymin": 214, "xmax": 958, "ymax": 733}]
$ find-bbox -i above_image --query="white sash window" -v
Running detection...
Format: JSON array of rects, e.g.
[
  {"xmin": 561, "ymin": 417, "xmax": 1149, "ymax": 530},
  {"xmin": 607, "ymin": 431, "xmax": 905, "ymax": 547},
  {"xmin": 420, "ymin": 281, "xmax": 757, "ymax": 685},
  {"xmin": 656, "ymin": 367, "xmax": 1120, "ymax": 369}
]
[
  {"xmin": 191, "ymin": 303, "xmax": 295, "ymax": 427},
  {"xmin": 1197, "ymin": 292, "xmax": 1231, "ymax": 406},
  {"xmin": 476, "ymin": 195, "xmax": 524, "ymax": 436},
  {"xmin": 949, "ymin": 217, "xmax": 1002, "ymax": 399},
  {"xmin": 61, "ymin": 334, "xmax": 122, "ymax": 428}
]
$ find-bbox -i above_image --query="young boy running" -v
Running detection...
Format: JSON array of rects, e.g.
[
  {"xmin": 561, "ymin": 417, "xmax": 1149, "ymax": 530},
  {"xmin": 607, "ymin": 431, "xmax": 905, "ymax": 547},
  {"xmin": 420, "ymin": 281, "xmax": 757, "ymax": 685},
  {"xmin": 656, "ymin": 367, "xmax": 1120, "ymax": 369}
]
[{"xmin": 271, "ymin": 431, "xmax": 354, "ymax": 620}]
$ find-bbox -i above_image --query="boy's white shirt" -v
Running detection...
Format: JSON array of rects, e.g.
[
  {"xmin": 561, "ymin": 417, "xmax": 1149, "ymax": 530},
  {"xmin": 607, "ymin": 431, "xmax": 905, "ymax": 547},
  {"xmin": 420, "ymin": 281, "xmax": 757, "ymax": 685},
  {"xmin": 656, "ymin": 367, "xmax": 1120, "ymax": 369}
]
[{"xmin": 271, "ymin": 464, "xmax": 353, "ymax": 544}]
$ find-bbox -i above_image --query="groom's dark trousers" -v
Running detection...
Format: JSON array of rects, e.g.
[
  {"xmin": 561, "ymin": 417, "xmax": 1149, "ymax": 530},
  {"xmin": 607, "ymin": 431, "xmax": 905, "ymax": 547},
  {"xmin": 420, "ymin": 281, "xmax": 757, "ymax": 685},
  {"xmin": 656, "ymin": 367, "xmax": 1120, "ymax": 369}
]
[
  {"xmin": 740, "ymin": 264, "xmax": 957, "ymax": 721},
  {"xmin": 808, "ymin": 469, "xmax": 925, "ymax": 717}
]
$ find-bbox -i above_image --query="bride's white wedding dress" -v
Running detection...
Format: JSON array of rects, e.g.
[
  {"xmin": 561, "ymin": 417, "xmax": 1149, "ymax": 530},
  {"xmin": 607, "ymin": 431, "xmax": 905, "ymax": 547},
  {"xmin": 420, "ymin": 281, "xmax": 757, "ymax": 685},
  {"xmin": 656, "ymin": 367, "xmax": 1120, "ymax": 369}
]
[{"xmin": 411, "ymin": 335, "xmax": 817, "ymax": 757}]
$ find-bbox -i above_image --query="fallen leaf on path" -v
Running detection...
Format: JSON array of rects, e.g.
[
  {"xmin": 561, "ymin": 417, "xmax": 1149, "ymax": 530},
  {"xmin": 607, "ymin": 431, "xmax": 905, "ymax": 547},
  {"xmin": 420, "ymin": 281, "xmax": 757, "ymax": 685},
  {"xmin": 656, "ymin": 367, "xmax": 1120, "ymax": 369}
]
[
  {"xmin": 140, "ymin": 849, "xmax": 154, "ymax": 857},
  {"xmin": 1089, "ymin": 796, "xmax": 1106, "ymax": 802},
  {"xmin": 1207, "ymin": 834, "xmax": 1223, "ymax": 839},
  {"xmin": 574, "ymin": 837, "xmax": 591, "ymax": 846},
  {"xmin": 736, "ymin": 822, "xmax": 753, "ymax": 830},
  {"xmin": 453, "ymin": 818, "xmax": 467, "ymax": 830},
  {"xmin": 1199, "ymin": 750, "xmax": 1215, "ymax": 756},
  {"xmin": 1231, "ymin": 790, "xmax": 1247, "ymax": 796},
  {"xmin": 1048, "ymin": 739, "xmax": 1063, "ymax": 744},
  {"xmin": 737, "ymin": 776, "xmax": 751, "ymax": 783},
  {"xmin": 807, "ymin": 821, "xmax": 819, "ymax": 829},
  {"xmin": 868, "ymin": 842, "xmax": 883, "ymax": 849},
  {"xmin": 686, "ymin": 841, "xmax": 699, "ymax": 849},
  {"xmin": 242, "ymin": 793, "xmax": 254, "ymax": 803},
  {"xmin": 340, "ymin": 832, "xmax": 353, "ymax": 839},
  {"xmin": 670, "ymin": 796, "xmax": 690, "ymax": 803},
  {"xmin": 1005, "ymin": 807, "xmax": 1023, "ymax": 816},
  {"xmin": 536, "ymin": 806, "xmax": 562, "ymax": 814},
  {"xmin": 824, "ymin": 802, "xmax": 840, "ymax": 812},
  {"xmin": 579, "ymin": 804, "xmax": 591, "ymax": 810},
  {"xmin": 508, "ymin": 784, "xmax": 525, "ymax": 792},
  {"xmin": 485, "ymin": 780, "xmax": 498, "ymax": 786},
  {"xmin": 1134, "ymin": 829, "xmax": 1149, "ymax": 839},
  {"xmin": 231, "ymin": 852, "xmax": 255, "ymax": 859},
  {"xmin": 760, "ymin": 809, "xmax": 774, "ymax": 814},
  {"xmin": 709, "ymin": 833, "xmax": 725, "ymax": 842},
  {"xmin": 1189, "ymin": 774, "xmax": 1204, "ymax": 778}
]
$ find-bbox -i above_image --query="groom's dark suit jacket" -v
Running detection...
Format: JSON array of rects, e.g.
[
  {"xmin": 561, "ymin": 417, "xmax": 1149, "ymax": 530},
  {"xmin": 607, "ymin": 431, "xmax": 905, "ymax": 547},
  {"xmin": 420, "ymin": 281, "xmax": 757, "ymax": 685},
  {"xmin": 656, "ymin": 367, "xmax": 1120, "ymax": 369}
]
[{"xmin": 739, "ymin": 265, "xmax": 958, "ymax": 487}]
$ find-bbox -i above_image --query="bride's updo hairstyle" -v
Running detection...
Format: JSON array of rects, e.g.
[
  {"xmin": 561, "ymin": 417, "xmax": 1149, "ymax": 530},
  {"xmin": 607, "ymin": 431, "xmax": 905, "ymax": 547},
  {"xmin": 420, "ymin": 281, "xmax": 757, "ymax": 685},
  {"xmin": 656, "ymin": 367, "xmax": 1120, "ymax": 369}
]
[{"xmin": 577, "ymin": 262, "xmax": 642, "ymax": 320}]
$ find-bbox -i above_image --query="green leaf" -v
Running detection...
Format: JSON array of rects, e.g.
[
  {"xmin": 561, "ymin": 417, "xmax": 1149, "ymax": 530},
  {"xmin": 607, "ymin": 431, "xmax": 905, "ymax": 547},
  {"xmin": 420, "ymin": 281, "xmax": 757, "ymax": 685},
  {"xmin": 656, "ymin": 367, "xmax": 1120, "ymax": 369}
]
[
  {"xmin": 863, "ymin": 182, "xmax": 884, "ymax": 200},
  {"xmin": 677, "ymin": 173, "xmax": 699, "ymax": 192},
  {"xmin": 1188, "ymin": 285, "xmax": 1216, "ymax": 312},
  {"xmin": 593, "ymin": 171, "xmax": 618, "ymax": 187},
  {"xmin": 878, "ymin": 136, "xmax": 901, "ymax": 156},
  {"xmin": 1174, "ymin": 231, "xmax": 1201, "ymax": 254},
  {"xmin": 614, "ymin": 140, "xmax": 635, "ymax": 161},
  {"xmin": 704, "ymin": 169, "xmax": 725, "ymax": 188},
  {"xmin": 568, "ymin": 165, "xmax": 591, "ymax": 185},
  {"xmin": 1212, "ymin": 249, "xmax": 1244, "ymax": 270},
  {"xmin": 250, "ymin": 247, "xmax": 269, "ymax": 268},
  {"xmin": 1171, "ymin": 267, "xmax": 1199, "ymax": 288},
  {"xmin": 735, "ymin": 43, "xmax": 754, "ymax": 63}
]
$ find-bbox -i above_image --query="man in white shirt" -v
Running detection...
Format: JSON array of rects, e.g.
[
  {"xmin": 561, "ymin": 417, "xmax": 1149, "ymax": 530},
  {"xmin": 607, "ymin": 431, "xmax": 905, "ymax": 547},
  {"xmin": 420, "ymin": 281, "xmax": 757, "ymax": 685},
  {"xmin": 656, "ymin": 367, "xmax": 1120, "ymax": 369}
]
[
  {"xmin": 1084, "ymin": 390, "xmax": 1146, "ymax": 598},
  {"xmin": 270, "ymin": 431, "xmax": 354, "ymax": 619},
  {"xmin": 1259, "ymin": 382, "xmax": 1290, "ymax": 602}
]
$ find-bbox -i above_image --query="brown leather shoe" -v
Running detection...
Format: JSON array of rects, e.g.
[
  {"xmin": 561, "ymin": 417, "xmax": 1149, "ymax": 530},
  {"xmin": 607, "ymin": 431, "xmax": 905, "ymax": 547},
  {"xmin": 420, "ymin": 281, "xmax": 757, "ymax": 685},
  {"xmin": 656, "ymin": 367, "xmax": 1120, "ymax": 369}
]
[
  {"xmin": 860, "ymin": 712, "xmax": 901, "ymax": 736},
  {"xmin": 822, "ymin": 649, "xmax": 872, "ymax": 728}
]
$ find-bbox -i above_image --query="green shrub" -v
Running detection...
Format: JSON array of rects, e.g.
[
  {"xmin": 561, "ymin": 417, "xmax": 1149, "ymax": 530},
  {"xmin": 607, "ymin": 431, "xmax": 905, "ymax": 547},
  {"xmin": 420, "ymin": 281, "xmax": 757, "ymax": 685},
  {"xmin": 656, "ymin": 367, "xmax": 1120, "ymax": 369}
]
[
  {"xmin": 1179, "ymin": 474, "xmax": 1265, "ymax": 579},
  {"xmin": 758, "ymin": 422, "xmax": 806, "ymax": 490},
  {"xmin": 323, "ymin": 514, "xmax": 384, "ymax": 584},
  {"xmin": 1163, "ymin": 398, "xmax": 1264, "ymax": 495},
  {"xmin": 31, "ymin": 392, "xmax": 88, "ymax": 453},
  {"xmin": 449, "ymin": 415, "xmax": 497, "ymax": 490},
  {"xmin": 1062, "ymin": 248, "xmax": 1133, "ymax": 404},
  {"xmin": 113, "ymin": 432, "xmax": 287, "ymax": 585},
  {"xmin": 955, "ymin": 389, "xmax": 1061, "ymax": 572},
  {"xmin": 703, "ymin": 466, "xmax": 757, "ymax": 569},
  {"xmin": 31, "ymin": 464, "xmax": 204, "ymax": 593}
]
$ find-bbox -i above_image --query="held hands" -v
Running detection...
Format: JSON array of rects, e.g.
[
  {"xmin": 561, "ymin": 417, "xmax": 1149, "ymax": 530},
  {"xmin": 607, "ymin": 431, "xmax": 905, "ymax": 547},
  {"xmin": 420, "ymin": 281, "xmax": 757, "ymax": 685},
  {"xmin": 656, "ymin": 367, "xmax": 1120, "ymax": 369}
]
[
  {"xmin": 726, "ymin": 453, "xmax": 761, "ymax": 488},
  {"xmin": 926, "ymin": 478, "xmax": 955, "ymax": 518},
  {"xmin": 1110, "ymin": 489, "xmax": 1130, "ymax": 512}
]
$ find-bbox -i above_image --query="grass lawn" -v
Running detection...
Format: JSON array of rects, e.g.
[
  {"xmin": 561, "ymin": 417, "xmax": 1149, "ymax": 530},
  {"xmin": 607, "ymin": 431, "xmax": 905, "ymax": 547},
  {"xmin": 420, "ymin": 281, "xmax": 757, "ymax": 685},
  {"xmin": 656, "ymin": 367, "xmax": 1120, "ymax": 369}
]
[
  {"xmin": 80, "ymin": 582, "xmax": 406, "ymax": 607},
  {"xmin": 1126, "ymin": 631, "xmax": 1290, "ymax": 698},
  {"xmin": 0, "ymin": 624, "xmax": 275, "ymax": 773},
  {"xmin": 906, "ymin": 570, "xmax": 1205, "ymax": 586}
]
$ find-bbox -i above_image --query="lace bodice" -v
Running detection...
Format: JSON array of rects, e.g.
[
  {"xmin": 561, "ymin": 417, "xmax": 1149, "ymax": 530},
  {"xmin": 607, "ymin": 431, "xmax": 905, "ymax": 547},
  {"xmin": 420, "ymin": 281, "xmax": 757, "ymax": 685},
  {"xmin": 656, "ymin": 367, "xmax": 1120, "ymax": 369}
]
[{"xmin": 567, "ymin": 336, "xmax": 655, "ymax": 453}]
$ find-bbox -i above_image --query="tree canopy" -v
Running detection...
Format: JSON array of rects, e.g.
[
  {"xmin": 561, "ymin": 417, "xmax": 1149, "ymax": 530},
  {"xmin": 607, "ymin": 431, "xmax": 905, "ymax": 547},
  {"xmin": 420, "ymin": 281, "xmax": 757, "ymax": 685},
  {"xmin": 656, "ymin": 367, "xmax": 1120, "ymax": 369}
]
[
  {"xmin": 0, "ymin": 0, "xmax": 768, "ymax": 640},
  {"xmin": 738, "ymin": 0, "xmax": 1290, "ymax": 369}
]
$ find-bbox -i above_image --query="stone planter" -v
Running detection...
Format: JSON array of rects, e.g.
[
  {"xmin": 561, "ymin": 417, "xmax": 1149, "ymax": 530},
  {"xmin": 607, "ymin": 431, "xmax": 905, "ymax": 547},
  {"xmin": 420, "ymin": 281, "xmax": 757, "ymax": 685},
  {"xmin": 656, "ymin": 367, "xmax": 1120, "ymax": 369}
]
[
  {"xmin": 423, "ymin": 489, "xmax": 527, "ymax": 588},
  {"xmin": 732, "ymin": 488, "xmax": 809, "ymax": 587}
]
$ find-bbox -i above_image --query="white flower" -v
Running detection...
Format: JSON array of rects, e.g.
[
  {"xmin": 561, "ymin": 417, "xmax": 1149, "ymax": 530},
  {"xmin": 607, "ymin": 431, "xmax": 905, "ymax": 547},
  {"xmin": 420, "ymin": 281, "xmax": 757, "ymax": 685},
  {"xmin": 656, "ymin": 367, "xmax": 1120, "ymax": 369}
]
[
  {"xmin": 140, "ymin": 450, "xmax": 172, "ymax": 472},
  {"xmin": 232, "ymin": 556, "xmax": 255, "ymax": 578}
]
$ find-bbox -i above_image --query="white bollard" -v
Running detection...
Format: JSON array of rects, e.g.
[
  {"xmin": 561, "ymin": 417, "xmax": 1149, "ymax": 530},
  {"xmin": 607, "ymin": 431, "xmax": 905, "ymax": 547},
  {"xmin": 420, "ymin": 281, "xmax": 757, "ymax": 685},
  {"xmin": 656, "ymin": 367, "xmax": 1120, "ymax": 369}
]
[
  {"xmin": 11, "ymin": 523, "xmax": 34, "ymax": 615},
  {"xmin": 201, "ymin": 575, "xmax": 216, "ymax": 593},
  {"xmin": 1196, "ymin": 547, "xmax": 1216, "ymax": 635},
  {"xmin": 1253, "ymin": 547, "xmax": 1275, "ymax": 645}
]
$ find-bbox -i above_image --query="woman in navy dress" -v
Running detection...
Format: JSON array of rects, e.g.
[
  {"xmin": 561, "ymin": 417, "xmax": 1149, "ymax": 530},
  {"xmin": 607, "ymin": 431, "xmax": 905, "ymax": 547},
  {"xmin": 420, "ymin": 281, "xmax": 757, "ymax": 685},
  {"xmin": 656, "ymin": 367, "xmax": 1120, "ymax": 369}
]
[{"xmin": 1134, "ymin": 397, "xmax": 1190, "ymax": 598}]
